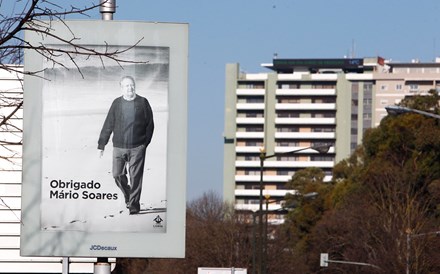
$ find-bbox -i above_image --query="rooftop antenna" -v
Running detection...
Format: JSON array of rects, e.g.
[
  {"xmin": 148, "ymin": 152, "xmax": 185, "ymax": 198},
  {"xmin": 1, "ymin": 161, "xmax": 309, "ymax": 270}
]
[
  {"xmin": 100, "ymin": 0, "xmax": 116, "ymax": 20},
  {"xmin": 351, "ymin": 39, "xmax": 356, "ymax": 58}
]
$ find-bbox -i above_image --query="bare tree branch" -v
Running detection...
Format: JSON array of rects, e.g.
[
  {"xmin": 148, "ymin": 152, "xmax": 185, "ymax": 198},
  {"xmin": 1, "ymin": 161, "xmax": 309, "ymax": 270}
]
[{"xmin": 0, "ymin": 0, "xmax": 146, "ymax": 75}]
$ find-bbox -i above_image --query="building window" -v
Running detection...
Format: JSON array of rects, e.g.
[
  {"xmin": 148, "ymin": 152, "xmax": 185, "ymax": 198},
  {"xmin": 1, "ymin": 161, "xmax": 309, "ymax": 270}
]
[
  {"xmin": 352, "ymin": 82, "xmax": 359, "ymax": 93},
  {"xmin": 364, "ymin": 113, "xmax": 372, "ymax": 119},
  {"xmin": 244, "ymin": 140, "xmax": 263, "ymax": 147},
  {"xmin": 409, "ymin": 84, "xmax": 418, "ymax": 91},
  {"xmin": 380, "ymin": 85, "xmax": 388, "ymax": 91},
  {"xmin": 277, "ymin": 82, "xmax": 300, "ymax": 89},
  {"xmin": 396, "ymin": 84, "xmax": 403, "ymax": 90},
  {"xmin": 312, "ymin": 127, "xmax": 335, "ymax": 132},
  {"xmin": 277, "ymin": 112, "xmax": 300, "ymax": 118},
  {"xmin": 246, "ymin": 126, "xmax": 264, "ymax": 132},
  {"xmin": 278, "ymin": 98, "xmax": 300, "ymax": 103},
  {"xmin": 245, "ymin": 170, "xmax": 259, "ymax": 175},
  {"xmin": 246, "ymin": 97, "xmax": 264, "ymax": 103},
  {"xmin": 276, "ymin": 126, "xmax": 299, "ymax": 132},
  {"xmin": 311, "ymin": 156, "xmax": 334, "ymax": 161},
  {"xmin": 276, "ymin": 141, "xmax": 299, "ymax": 147},
  {"xmin": 312, "ymin": 82, "xmax": 336, "ymax": 89},
  {"xmin": 277, "ymin": 156, "xmax": 299, "ymax": 161},
  {"xmin": 238, "ymin": 81, "xmax": 264, "ymax": 89},
  {"xmin": 312, "ymin": 112, "xmax": 335, "ymax": 118},
  {"xmin": 243, "ymin": 155, "xmax": 259, "ymax": 161}
]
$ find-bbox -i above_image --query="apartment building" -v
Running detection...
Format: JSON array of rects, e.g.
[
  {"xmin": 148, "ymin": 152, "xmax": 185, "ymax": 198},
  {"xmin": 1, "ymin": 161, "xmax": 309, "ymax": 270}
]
[{"xmin": 223, "ymin": 57, "xmax": 440, "ymax": 213}]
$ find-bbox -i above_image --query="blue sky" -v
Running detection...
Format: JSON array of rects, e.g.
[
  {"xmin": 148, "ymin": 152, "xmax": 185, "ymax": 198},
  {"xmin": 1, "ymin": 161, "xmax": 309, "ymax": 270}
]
[
  {"xmin": 8, "ymin": 0, "xmax": 440, "ymax": 201},
  {"xmin": 113, "ymin": 1, "xmax": 440, "ymax": 201}
]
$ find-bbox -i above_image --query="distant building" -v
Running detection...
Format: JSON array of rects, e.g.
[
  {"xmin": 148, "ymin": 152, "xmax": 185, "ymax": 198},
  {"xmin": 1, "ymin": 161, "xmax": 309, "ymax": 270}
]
[{"xmin": 223, "ymin": 57, "xmax": 440, "ymax": 217}]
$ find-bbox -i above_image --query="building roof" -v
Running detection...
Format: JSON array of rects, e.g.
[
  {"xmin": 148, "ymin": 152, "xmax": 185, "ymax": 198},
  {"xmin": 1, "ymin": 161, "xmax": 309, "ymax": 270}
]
[{"xmin": 263, "ymin": 58, "xmax": 368, "ymax": 73}]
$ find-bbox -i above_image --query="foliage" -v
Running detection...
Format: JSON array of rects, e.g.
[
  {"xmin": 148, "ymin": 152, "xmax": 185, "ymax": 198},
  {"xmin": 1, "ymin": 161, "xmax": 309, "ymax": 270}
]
[
  {"xmin": 291, "ymin": 93, "xmax": 440, "ymax": 273},
  {"xmin": 398, "ymin": 89, "xmax": 440, "ymax": 114}
]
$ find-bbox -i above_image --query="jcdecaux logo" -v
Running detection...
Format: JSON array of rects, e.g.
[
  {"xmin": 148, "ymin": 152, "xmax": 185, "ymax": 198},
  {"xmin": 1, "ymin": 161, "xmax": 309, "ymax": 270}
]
[{"xmin": 90, "ymin": 244, "xmax": 117, "ymax": 251}]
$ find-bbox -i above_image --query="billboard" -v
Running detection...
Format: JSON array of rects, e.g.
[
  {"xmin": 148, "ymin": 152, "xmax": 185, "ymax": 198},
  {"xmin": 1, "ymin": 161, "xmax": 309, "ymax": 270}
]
[{"xmin": 21, "ymin": 21, "xmax": 188, "ymax": 258}]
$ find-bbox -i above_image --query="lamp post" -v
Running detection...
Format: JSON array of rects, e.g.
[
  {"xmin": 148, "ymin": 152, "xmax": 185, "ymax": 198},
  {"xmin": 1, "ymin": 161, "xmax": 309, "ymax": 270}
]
[{"xmin": 256, "ymin": 144, "xmax": 331, "ymax": 274}]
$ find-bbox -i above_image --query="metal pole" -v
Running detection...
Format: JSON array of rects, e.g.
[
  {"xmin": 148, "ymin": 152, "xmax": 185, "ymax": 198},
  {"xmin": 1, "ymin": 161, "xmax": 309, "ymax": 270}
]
[
  {"xmin": 94, "ymin": 258, "xmax": 111, "ymax": 274},
  {"xmin": 258, "ymin": 152, "xmax": 265, "ymax": 274},
  {"xmin": 62, "ymin": 257, "xmax": 69, "ymax": 274},
  {"xmin": 252, "ymin": 212, "xmax": 256, "ymax": 274},
  {"xmin": 264, "ymin": 197, "xmax": 269, "ymax": 274},
  {"xmin": 255, "ymin": 145, "xmax": 329, "ymax": 274},
  {"xmin": 406, "ymin": 231, "xmax": 411, "ymax": 274},
  {"xmin": 96, "ymin": 3, "xmax": 114, "ymax": 272},
  {"xmin": 100, "ymin": 0, "xmax": 116, "ymax": 20}
]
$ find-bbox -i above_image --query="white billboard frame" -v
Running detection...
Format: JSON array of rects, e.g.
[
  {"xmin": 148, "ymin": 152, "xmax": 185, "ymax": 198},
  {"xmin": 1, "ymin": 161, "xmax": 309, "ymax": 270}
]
[{"xmin": 21, "ymin": 20, "xmax": 188, "ymax": 258}]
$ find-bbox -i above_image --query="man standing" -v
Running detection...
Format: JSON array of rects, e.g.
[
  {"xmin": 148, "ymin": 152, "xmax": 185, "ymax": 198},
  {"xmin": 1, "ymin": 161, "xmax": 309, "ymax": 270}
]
[{"xmin": 98, "ymin": 76, "xmax": 154, "ymax": 215}]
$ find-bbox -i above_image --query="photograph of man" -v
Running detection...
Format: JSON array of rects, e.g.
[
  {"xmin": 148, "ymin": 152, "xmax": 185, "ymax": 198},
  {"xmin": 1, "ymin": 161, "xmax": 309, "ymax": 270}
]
[{"xmin": 98, "ymin": 76, "xmax": 154, "ymax": 215}]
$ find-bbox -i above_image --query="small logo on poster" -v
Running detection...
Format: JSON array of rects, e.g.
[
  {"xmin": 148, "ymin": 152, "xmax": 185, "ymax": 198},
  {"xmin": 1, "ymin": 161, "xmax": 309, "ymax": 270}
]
[
  {"xmin": 89, "ymin": 244, "xmax": 117, "ymax": 251},
  {"xmin": 153, "ymin": 215, "xmax": 163, "ymax": 228}
]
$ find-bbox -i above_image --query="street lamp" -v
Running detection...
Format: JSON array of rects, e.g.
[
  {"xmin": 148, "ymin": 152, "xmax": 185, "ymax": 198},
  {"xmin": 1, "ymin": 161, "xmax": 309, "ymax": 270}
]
[
  {"xmin": 385, "ymin": 105, "xmax": 440, "ymax": 120},
  {"xmin": 256, "ymin": 144, "xmax": 331, "ymax": 274}
]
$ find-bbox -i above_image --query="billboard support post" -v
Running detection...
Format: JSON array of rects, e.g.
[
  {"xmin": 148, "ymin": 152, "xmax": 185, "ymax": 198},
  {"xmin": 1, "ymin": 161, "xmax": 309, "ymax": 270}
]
[
  {"xmin": 62, "ymin": 257, "xmax": 69, "ymax": 274},
  {"xmin": 94, "ymin": 2, "xmax": 116, "ymax": 272},
  {"xmin": 100, "ymin": 0, "xmax": 116, "ymax": 20},
  {"xmin": 94, "ymin": 258, "xmax": 111, "ymax": 274},
  {"xmin": 94, "ymin": 258, "xmax": 110, "ymax": 274}
]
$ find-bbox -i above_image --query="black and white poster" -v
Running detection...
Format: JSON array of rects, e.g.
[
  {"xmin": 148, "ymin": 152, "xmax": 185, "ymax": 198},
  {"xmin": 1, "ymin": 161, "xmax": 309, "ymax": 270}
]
[
  {"xmin": 40, "ymin": 46, "xmax": 169, "ymax": 232},
  {"xmin": 21, "ymin": 20, "xmax": 187, "ymax": 258}
]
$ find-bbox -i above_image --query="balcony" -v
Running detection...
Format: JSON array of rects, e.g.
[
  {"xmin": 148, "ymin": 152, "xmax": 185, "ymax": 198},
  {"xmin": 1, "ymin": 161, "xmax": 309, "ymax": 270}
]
[
  {"xmin": 236, "ymin": 88, "xmax": 265, "ymax": 96},
  {"xmin": 236, "ymin": 117, "xmax": 265, "ymax": 124},
  {"xmin": 275, "ymin": 117, "xmax": 336, "ymax": 125},
  {"xmin": 236, "ymin": 103, "xmax": 265, "ymax": 110},
  {"xmin": 235, "ymin": 146, "xmax": 262, "ymax": 153},
  {"xmin": 274, "ymin": 132, "xmax": 335, "ymax": 139},
  {"xmin": 235, "ymin": 160, "xmax": 334, "ymax": 169},
  {"xmin": 276, "ymin": 88, "xmax": 336, "ymax": 96},
  {"xmin": 275, "ymin": 103, "xmax": 336, "ymax": 110},
  {"xmin": 236, "ymin": 132, "xmax": 264, "ymax": 139},
  {"xmin": 235, "ymin": 189, "xmax": 295, "ymax": 199}
]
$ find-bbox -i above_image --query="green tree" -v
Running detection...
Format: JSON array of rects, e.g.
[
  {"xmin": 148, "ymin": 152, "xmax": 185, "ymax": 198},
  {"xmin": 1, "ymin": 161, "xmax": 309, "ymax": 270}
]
[
  {"xmin": 281, "ymin": 167, "xmax": 334, "ymax": 272},
  {"xmin": 302, "ymin": 93, "xmax": 440, "ymax": 273}
]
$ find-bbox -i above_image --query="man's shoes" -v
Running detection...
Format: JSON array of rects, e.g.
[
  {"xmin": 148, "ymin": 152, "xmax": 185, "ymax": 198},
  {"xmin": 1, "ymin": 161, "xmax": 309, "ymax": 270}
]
[{"xmin": 129, "ymin": 207, "xmax": 140, "ymax": 215}]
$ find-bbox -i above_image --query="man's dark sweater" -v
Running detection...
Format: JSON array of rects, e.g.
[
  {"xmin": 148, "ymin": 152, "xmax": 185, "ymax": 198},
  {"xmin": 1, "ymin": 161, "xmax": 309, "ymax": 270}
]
[{"xmin": 98, "ymin": 95, "xmax": 154, "ymax": 150}]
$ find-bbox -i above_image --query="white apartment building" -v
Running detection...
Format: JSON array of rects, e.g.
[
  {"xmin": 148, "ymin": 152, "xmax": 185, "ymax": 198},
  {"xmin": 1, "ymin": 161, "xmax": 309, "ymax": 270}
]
[{"xmin": 223, "ymin": 57, "xmax": 440, "ymax": 213}]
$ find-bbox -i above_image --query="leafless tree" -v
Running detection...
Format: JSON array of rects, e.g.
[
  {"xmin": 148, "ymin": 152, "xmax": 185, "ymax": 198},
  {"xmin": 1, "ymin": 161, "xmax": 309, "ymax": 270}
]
[
  {"xmin": 0, "ymin": 0, "xmax": 145, "ymax": 158},
  {"xmin": 113, "ymin": 191, "xmax": 256, "ymax": 274},
  {"xmin": 1, "ymin": 0, "xmax": 144, "ymax": 75},
  {"xmin": 0, "ymin": 0, "xmax": 144, "ymax": 217}
]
